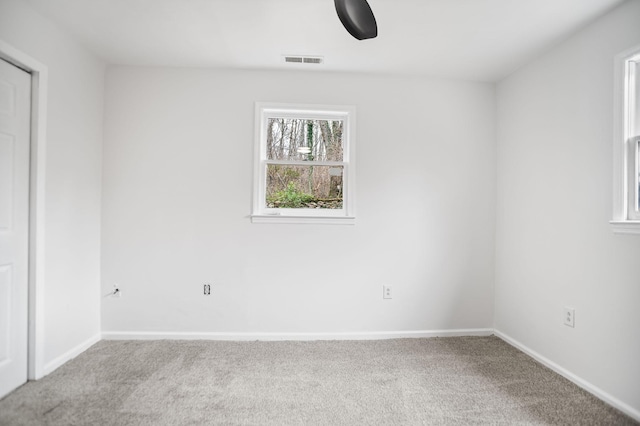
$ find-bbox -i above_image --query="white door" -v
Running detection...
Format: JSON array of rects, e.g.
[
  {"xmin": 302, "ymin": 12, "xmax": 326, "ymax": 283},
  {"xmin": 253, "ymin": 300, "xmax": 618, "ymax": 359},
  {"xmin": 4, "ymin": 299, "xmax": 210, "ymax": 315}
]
[{"xmin": 0, "ymin": 58, "xmax": 31, "ymax": 399}]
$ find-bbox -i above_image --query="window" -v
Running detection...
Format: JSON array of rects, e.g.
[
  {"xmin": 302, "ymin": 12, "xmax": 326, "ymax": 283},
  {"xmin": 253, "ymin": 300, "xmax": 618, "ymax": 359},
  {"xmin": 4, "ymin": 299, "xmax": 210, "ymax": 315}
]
[
  {"xmin": 630, "ymin": 136, "xmax": 640, "ymax": 219},
  {"xmin": 612, "ymin": 46, "xmax": 640, "ymax": 234},
  {"xmin": 252, "ymin": 103, "xmax": 356, "ymax": 224}
]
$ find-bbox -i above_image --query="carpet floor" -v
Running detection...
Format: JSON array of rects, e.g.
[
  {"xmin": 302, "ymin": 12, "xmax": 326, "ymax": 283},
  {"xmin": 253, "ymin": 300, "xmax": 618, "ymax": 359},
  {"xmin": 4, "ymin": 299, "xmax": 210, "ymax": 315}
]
[{"xmin": 0, "ymin": 336, "xmax": 635, "ymax": 425}]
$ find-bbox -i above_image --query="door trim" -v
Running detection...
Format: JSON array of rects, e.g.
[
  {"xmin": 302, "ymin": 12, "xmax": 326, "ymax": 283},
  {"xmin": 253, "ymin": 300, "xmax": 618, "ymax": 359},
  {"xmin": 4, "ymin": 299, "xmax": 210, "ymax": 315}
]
[{"xmin": 0, "ymin": 39, "xmax": 48, "ymax": 380}]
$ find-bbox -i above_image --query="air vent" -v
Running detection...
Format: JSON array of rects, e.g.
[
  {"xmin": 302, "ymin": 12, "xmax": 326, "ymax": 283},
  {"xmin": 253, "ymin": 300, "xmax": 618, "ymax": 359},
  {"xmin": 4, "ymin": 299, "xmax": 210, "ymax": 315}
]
[{"xmin": 284, "ymin": 55, "xmax": 324, "ymax": 65}]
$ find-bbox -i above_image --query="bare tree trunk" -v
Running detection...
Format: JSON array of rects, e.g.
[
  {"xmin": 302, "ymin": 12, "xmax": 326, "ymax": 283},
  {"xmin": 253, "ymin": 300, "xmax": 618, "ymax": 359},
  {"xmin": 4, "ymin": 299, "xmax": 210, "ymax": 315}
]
[
  {"xmin": 267, "ymin": 119, "xmax": 275, "ymax": 159},
  {"xmin": 306, "ymin": 120, "xmax": 314, "ymax": 194},
  {"xmin": 320, "ymin": 120, "xmax": 343, "ymax": 198}
]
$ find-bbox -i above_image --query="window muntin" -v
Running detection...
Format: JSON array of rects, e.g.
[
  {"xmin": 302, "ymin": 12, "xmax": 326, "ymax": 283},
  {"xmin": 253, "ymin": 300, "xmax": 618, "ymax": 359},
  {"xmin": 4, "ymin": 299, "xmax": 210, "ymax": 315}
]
[{"xmin": 252, "ymin": 103, "xmax": 355, "ymax": 223}]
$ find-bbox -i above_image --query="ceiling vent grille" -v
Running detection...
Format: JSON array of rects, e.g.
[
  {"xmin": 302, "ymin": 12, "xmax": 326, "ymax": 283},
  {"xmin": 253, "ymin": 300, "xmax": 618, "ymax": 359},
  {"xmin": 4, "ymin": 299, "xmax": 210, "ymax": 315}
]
[
  {"xmin": 303, "ymin": 57, "xmax": 322, "ymax": 64},
  {"xmin": 284, "ymin": 56, "xmax": 323, "ymax": 65}
]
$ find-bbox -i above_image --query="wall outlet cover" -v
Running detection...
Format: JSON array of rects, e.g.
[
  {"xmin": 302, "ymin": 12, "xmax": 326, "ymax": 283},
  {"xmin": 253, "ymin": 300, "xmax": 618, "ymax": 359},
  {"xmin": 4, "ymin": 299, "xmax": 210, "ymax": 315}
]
[
  {"xmin": 564, "ymin": 307, "xmax": 575, "ymax": 328},
  {"xmin": 383, "ymin": 285, "xmax": 392, "ymax": 299}
]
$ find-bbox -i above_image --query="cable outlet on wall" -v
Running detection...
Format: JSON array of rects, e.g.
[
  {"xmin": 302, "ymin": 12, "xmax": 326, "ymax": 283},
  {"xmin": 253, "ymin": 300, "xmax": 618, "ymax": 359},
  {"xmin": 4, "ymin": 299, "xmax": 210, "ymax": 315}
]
[
  {"xmin": 383, "ymin": 285, "xmax": 392, "ymax": 299},
  {"xmin": 112, "ymin": 284, "xmax": 121, "ymax": 298},
  {"xmin": 564, "ymin": 307, "xmax": 575, "ymax": 328},
  {"xmin": 204, "ymin": 284, "xmax": 211, "ymax": 295}
]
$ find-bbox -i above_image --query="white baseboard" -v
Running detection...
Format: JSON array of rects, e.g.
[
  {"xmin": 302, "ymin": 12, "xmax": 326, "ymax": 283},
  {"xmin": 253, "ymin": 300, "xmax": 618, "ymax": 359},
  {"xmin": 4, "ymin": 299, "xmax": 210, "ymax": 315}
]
[
  {"xmin": 102, "ymin": 328, "xmax": 494, "ymax": 341},
  {"xmin": 42, "ymin": 333, "xmax": 101, "ymax": 376},
  {"xmin": 495, "ymin": 330, "xmax": 640, "ymax": 423}
]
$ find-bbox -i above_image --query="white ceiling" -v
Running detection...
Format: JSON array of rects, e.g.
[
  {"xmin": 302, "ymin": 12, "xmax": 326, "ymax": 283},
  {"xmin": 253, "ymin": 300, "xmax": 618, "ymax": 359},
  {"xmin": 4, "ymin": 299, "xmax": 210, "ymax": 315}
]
[{"xmin": 25, "ymin": 0, "xmax": 625, "ymax": 81}]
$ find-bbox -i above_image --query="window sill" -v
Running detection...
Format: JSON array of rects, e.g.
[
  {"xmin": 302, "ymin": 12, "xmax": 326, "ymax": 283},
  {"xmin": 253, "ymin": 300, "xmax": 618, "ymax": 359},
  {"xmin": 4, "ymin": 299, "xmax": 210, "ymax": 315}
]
[
  {"xmin": 610, "ymin": 221, "xmax": 640, "ymax": 235},
  {"xmin": 251, "ymin": 215, "xmax": 356, "ymax": 225}
]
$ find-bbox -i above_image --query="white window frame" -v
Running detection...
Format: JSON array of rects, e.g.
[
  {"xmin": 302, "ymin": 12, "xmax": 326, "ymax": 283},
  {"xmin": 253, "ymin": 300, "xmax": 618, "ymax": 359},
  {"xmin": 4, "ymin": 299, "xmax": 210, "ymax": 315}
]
[
  {"xmin": 611, "ymin": 46, "xmax": 640, "ymax": 234},
  {"xmin": 251, "ymin": 102, "xmax": 356, "ymax": 225}
]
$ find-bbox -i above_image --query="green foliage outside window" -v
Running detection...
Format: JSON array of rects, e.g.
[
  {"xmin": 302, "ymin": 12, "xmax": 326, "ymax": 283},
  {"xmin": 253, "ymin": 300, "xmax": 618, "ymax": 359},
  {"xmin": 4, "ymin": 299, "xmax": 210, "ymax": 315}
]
[{"xmin": 267, "ymin": 182, "xmax": 314, "ymax": 208}]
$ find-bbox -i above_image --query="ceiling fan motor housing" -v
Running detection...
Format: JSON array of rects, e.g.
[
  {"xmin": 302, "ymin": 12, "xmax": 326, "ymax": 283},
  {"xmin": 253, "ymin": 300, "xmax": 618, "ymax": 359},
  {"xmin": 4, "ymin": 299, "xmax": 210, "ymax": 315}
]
[{"xmin": 334, "ymin": 0, "xmax": 378, "ymax": 40}]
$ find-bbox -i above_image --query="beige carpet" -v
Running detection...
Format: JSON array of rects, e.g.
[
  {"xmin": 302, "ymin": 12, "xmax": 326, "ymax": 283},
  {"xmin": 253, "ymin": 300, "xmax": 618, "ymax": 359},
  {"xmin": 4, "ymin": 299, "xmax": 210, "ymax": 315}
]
[{"xmin": 0, "ymin": 336, "xmax": 635, "ymax": 425}]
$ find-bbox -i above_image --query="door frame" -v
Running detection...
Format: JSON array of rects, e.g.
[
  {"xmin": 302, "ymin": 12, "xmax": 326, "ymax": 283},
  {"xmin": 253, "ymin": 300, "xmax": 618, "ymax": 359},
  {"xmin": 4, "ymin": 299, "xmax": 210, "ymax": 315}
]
[{"xmin": 0, "ymin": 39, "xmax": 48, "ymax": 380}]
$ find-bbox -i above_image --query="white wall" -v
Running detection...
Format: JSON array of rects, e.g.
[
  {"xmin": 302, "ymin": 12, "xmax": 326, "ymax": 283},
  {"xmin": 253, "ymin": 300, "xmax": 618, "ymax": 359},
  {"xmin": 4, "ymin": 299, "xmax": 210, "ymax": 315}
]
[
  {"xmin": 0, "ymin": 0, "xmax": 104, "ymax": 369},
  {"xmin": 101, "ymin": 68, "xmax": 496, "ymax": 335},
  {"xmin": 495, "ymin": 0, "xmax": 640, "ymax": 416}
]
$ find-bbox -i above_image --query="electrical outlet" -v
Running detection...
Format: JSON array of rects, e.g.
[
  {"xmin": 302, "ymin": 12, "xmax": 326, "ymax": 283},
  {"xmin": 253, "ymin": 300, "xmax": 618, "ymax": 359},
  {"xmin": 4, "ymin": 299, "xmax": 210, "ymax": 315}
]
[
  {"xmin": 383, "ymin": 285, "xmax": 392, "ymax": 299},
  {"xmin": 564, "ymin": 307, "xmax": 575, "ymax": 328},
  {"xmin": 204, "ymin": 284, "xmax": 211, "ymax": 295}
]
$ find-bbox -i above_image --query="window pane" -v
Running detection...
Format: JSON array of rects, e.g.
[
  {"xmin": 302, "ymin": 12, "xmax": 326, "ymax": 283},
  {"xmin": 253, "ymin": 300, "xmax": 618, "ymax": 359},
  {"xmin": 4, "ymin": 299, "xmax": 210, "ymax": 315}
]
[
  {"xmin": 633, "ymin": 61, "xmax": 640, "ymax": 136},
  {"xmin": 266, "ymin": 164, "xmax": 343, "ymax": 209},
  {"xmin": 637, "ymin": 140, "xmax": 640, "ymax": 212},
  {"xmin": 266, "ymin": 118, "xmax": 343, "ymax": 161}
]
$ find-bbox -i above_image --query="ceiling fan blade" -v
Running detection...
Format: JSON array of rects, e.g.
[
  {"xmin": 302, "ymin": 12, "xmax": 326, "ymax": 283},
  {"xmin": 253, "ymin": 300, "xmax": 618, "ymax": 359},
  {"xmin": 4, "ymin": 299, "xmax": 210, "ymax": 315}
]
[{"xmin": 334, "ymin": 0, "xmax": 378, "ymax": 40}]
